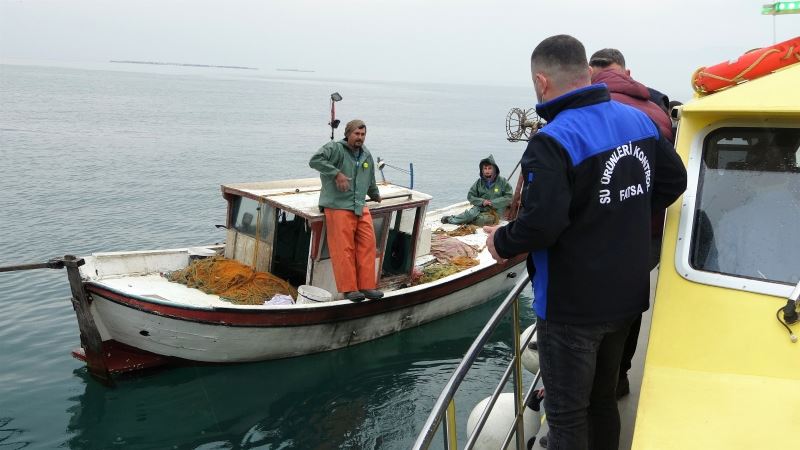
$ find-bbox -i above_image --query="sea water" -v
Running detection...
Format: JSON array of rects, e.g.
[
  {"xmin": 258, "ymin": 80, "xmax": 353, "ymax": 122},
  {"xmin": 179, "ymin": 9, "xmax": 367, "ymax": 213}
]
[{"xmin": 0, "ymin": 63, "xmax": 535, "ymax": 449}]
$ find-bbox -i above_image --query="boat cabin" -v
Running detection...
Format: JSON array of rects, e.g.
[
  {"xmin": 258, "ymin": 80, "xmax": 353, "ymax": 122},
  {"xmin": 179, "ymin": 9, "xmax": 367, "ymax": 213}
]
[
  {"xmin": 631, "ymin": 61, "xmax": 800, "ymax": 449},
  {"xmin": 220, "ymin": 179, "xmax": 433, "ymax": 297}
]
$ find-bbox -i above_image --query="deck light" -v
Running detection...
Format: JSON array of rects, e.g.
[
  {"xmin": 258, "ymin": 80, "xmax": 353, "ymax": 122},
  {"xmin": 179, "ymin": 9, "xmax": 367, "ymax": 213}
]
[
  {"xmin": 328, "ymin": 92, "xmax": 342, "ymax": 140},
  {"xmin": 762, "ymin": 1, "xmax": 800, "ymax": 15}
]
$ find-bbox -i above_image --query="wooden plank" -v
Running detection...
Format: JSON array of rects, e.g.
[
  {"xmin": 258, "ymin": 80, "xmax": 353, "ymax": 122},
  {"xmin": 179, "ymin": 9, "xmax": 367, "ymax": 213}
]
[{"xmin": 64, "ymin": 255, "xmax": 112, "ymax": 385}]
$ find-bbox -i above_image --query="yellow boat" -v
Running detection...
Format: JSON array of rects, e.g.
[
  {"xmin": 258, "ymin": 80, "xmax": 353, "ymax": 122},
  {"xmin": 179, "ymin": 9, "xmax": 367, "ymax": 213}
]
[
  {"xmin": 412, "ymin": 43, "xmax": 800, "ymax": 450},
  {"xmin": 632, "ymin": 58, "xmax": 800, "ymax": 448}
]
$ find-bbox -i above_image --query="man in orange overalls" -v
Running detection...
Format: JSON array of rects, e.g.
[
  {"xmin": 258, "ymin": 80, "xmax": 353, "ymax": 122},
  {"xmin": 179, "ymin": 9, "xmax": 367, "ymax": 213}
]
[{"xmin": 309, "ymin": 120, "xmax": 383, "ymax": 302}]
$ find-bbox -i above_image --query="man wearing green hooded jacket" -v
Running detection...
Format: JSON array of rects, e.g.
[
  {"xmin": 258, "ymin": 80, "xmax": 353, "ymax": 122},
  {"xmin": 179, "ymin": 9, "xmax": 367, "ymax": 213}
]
[
  {"xmin": 442, "ymin": 155, "xmax": 513, "ymax": 226},
  {"xmin": 309, "ymin": 119, "xmax": 383, "ymax": 303}
]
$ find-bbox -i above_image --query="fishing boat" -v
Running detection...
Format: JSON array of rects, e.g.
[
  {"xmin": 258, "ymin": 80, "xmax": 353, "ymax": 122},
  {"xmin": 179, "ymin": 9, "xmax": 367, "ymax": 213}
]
[
  {"xmin": 45, "ymin": 177, "xmax": 526, "ymax": 381},
  {"xmin": 413, "ymin": 38, "xmax": 800, "ymax": 450}
]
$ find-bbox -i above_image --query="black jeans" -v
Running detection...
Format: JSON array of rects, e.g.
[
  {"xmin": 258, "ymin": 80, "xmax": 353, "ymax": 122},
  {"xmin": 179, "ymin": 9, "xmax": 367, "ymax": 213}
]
[
  {"xmin": 537, "ymin": 315, "xmax": 637, "ymax": 450},
  {"xmin": 619, "ymin": 234, "xmax": 661, "ymax": 379},
  {"xmin": 618, "ymin": 315, "xmax": 642, "ymax": 379}
]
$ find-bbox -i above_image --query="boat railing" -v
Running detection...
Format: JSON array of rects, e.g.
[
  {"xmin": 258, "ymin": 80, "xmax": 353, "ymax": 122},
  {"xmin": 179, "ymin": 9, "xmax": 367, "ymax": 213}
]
[{"xmin": 412, "ymin": 273, "xmax": 541, "ymax": 450}]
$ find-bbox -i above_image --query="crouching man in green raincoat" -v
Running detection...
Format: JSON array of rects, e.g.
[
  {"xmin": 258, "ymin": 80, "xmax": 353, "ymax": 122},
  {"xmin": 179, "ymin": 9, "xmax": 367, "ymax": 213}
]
[{"xmin": 442, "ymin": 155, "xmax": 513, "ymax": 226}]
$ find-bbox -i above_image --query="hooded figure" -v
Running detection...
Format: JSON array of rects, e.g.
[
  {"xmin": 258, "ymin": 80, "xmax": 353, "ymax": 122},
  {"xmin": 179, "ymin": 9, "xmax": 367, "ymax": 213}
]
[{"xmin": 442, "ymin": 155, "xmax": 513, "ymax": 226}]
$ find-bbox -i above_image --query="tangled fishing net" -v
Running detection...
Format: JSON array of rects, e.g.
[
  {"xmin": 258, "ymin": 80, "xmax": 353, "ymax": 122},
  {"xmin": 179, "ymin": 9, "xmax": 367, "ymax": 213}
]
[
  {"xmin": 412, "ymin": 234, "xmax": 480, "ymax": 285},
  {"xmin": 167, "ymin": 256, "xmax": 297, "ymax": 305},
  {"xmin": 414, "ymin": 256, "xmax": 479, "ymax": 284},
  {"xmin": 437, "ymin": 224, "xmax": 479, "ymax": 237},
  {"xmin": 476, "ymin": 208, "xmax": 501, "ymax": 226}
]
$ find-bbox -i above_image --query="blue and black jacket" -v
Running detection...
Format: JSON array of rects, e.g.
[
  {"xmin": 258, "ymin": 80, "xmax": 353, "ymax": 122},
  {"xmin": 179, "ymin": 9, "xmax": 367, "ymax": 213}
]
[{"xmin": 493, "ymin": 84, "xmax": 687, "ymax": 324}]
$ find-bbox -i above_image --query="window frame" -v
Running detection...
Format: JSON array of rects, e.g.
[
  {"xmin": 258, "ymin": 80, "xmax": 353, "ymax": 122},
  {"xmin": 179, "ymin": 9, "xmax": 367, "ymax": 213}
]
[
  {"xmin": 229, "ymin": 196, "xmax": 275, "ymax": 241},
  {"xmin": 674, "ymin": 120, "xmax": 799, "ymax": 298}
]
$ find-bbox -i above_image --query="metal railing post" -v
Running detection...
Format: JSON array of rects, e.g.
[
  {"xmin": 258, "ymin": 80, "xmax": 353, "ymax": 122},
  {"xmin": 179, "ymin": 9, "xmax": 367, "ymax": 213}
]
[
  {"xmin": 412, "ymin": 274, "xmax": 532, "ymax": 450},
  {"xmin": 442, "ymin": 398, "xmax": 458, "ymax": 449},
  {"xmin": 511, "ymin": 294, "xmax": 525, "ymax": 450}
]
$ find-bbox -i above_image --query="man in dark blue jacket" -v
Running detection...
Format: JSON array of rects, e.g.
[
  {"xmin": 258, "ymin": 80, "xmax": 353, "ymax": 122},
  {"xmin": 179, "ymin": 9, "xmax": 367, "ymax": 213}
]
[
  {"xmin": 589, "ymin": 47, "xmax": 676, "ymax": 399},
  {"xmin": 486, "ymin": 35, "xmax": 686, "ymax": 450}
]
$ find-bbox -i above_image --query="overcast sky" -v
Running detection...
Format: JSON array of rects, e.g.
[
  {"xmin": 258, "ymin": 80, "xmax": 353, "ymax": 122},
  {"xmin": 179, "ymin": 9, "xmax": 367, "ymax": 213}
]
[{"xmin": 1, "ymin": 0, "xmax": 798, "ymax": 101}]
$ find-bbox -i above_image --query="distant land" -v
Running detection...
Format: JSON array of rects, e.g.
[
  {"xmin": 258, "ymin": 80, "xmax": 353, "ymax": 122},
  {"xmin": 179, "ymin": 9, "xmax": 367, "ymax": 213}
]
[
  {"xmin": 276, "ymin": 68, "xmax": 315, "ymax": 73},
  {"xmin": 110, "ymin": 60, "xmax": 258, "ymax": 70}
]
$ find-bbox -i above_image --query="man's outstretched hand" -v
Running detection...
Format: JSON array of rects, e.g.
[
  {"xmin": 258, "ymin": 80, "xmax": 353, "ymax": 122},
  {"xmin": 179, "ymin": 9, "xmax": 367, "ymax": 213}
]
[{"xmin": 483, "ymin": 225, "xmax": 506, "ymax": 264}]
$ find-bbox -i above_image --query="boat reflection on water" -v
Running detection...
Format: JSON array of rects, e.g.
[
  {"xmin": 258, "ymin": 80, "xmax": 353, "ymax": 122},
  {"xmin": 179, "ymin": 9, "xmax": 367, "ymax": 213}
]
[{"xmin": 65, "ymin": 292, "xmax": 534, "ymax": 449}]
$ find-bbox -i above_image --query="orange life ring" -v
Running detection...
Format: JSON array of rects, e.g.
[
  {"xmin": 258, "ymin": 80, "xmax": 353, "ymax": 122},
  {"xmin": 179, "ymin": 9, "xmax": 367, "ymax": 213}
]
[{"xmin": 691, "ymin": 36, "xmax": 800, "ymax": 94}]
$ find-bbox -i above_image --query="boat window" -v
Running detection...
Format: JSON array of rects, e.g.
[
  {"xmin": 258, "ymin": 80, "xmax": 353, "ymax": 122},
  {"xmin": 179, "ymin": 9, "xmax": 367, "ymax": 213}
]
[
  {"xmin": 690, "ymin": 126, "xmax": 800, "ymax": 284},
  {"xmin": 230, "ymin": 196, "xmax": 275, "ymax": 241}
]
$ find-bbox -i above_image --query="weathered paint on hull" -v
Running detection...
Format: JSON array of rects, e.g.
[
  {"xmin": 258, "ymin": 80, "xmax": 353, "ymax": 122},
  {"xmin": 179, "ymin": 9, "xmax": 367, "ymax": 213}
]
[{"xmin": 84, "ymin": 259, "xmax": 526, "ymax": 364}]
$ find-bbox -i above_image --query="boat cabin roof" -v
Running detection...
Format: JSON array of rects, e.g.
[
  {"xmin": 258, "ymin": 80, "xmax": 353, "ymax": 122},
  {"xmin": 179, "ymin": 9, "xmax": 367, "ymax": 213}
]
[{"xmin": 220, "ymin": 178, "xmax": 432, "ymax": 221}]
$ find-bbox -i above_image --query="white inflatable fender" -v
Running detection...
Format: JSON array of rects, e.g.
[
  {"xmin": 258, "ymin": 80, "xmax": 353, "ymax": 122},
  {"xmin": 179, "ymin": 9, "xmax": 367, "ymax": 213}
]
[
  {"xmin": 520, "ymin": 324, "xmax": 539, "ymax": 374},
  {"xmin": 466, "ymin": 393, "xmax": 541, "ymax": 450}
]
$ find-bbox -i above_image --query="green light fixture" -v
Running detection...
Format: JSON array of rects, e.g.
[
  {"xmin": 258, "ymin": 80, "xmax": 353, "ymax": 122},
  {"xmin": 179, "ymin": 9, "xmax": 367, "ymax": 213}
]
[{"xmin": 762, "ymin": 1, "xmax": 800, "ymax": 15}]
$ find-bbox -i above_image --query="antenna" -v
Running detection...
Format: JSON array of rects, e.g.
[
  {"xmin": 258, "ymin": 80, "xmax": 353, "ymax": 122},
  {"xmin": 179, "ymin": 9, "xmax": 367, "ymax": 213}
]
[{"xmin": 329, "ymin": 92, "xmax": 342, "ymax": 140}]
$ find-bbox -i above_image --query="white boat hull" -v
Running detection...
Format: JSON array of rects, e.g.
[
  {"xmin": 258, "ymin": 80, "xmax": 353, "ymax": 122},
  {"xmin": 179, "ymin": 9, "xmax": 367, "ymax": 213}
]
[{"xmin": 86, "ymin": 260, "xmax": 526, "ymax": 363}]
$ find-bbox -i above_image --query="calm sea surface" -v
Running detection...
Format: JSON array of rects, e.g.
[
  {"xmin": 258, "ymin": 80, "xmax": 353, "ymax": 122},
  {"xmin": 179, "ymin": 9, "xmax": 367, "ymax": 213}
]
[{"xmin": 0, "ymin": 63, "xmax": 535, "ymax": 449}]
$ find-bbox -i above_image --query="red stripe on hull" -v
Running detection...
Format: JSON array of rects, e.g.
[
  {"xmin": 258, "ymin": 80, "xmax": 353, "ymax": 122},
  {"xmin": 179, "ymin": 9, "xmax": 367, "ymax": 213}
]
[
  {"xmin": 85, "ymin": 255, "xmax": 526, "ymax": 327},
  {"xmin": 72, "ymin": 340, "xmax": 172, "ymax": 374}
]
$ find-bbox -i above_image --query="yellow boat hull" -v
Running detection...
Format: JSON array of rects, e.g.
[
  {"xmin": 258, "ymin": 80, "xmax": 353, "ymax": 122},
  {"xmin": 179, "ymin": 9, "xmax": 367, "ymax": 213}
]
[{"xmin": 632, "ymin": 63, "xmax": 800, "ymax": 449}]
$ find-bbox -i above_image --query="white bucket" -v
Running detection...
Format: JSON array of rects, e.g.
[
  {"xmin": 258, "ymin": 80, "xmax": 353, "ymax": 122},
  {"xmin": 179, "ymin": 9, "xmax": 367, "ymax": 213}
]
[{"xmin": 296, "ymin": 285, "xmax": 333, "ymax": 304}]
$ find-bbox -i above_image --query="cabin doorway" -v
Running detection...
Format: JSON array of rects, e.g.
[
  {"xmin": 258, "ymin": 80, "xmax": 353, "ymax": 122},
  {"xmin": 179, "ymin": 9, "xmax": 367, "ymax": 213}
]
[{"xmin": 271, "ymin": 209, "xmax": 310, "ymax": 287}]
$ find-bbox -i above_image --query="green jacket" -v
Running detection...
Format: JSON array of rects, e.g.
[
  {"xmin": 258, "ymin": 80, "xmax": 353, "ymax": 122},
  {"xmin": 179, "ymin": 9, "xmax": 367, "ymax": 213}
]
[
  {"xmin": 468, "ymin": 154, "xmax": 513, "ymax": 216},
  {"xmin": 309, "ymin": 139, "xmax": 380, "ymax": 215}
]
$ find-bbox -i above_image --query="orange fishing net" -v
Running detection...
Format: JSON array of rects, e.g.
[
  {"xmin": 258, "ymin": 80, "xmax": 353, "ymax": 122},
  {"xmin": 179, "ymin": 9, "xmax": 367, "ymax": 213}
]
[{"xmin": 168, "ymin": 256, "xmax": 297, "ymax": 305}]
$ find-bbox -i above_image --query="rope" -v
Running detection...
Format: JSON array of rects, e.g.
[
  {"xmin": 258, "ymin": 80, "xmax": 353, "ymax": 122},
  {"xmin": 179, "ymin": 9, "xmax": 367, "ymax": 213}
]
[{"xmin": 692, "ymin": 45, "xmax": 800, "ymax": 94}]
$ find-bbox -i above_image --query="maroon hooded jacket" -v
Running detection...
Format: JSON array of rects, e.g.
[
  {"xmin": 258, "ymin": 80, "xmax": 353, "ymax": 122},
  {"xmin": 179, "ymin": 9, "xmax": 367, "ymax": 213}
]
[{"xmin": 591, "ymin": 68, "xmax": 673, "ymax": 142}]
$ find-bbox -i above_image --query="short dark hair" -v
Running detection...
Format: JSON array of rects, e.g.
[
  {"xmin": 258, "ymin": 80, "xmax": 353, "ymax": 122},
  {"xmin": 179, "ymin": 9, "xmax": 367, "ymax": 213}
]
[
  {"xmin": 589, "ymin": 48, "xmax": 626, "ymax": 69},
  {"xmin": 530, "ymin": 35, "xmax": 588, "ymax": 74}
]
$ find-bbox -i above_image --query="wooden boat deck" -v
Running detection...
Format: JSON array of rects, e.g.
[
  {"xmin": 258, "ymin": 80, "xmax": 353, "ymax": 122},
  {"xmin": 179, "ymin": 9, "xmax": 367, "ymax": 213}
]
[{"xmin": 94, "ymin": 274, "xmax": 262, "ymax": 309}]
